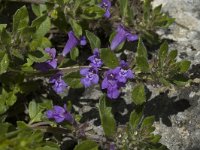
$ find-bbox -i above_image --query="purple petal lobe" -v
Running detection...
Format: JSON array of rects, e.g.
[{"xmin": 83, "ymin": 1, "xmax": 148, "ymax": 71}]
[{"xmin": 62, "ymin": 31, "xmax": 79, "ymax": 56}]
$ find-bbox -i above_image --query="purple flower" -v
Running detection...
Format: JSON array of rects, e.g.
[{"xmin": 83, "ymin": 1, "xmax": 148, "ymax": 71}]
[
  {"xmin": 111, "ymin": 25, "xmax": 138, "ymax": 50},
  {"xmin": 109, "ymin": 143, "xmax": 116, "ymax": 150},
  {"xmin": 62, "ymin": 31, "xmax": 87, "ymax": 56},
  {"xmin": 46, "ymin": 105, "xmax": 73, "ymax": 123},
  {"xmin": 88, "ymin": 49, "xmax": 103, "ymax": 68},
  {"xmin": 114, "ymin": 60, "xmax": 134, "ymax": 83},
  {"xmin": 80, "ymin": 67, "xmax": 99, "ymax": 88},
  {"xmin": 100, "ymin": 0, "xmax": 111, "ymax": 18},
  {"xmin": 35, "ymin": 48, "xmax": 57, "ymax": 72},
  {"xmin": 49, "ymin": 72, "xmax": 68, "ymax": 94},
  {"xmin": 102, "ymin": 69, "xmax": 122, "ymax": 99}
]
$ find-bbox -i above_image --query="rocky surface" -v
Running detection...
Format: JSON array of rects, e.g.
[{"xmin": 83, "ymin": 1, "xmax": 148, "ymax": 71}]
[{"xmin": 151, "ymin": 0, "xmax": 200, "ymax": 149}]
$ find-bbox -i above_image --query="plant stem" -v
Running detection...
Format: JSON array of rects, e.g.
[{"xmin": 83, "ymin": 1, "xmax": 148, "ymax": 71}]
[{"xmin": 3, "ymin": 0, "xmax": 47, "ymax": 4}]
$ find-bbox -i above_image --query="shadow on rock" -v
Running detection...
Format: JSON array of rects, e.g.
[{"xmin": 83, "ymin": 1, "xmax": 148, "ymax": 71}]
[{"xmin": 144, "ymin": 92, "xmax": 191, "ymax": 127}]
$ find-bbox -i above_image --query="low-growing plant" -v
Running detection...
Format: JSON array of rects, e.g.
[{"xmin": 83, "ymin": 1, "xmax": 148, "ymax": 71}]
[{"xmin": 0, "ymin": 0, "xmax": 191, "ymax": 149}]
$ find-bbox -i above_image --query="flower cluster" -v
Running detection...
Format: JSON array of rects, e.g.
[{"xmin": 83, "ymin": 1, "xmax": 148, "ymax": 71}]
[
  {"xmin": 46, "ymin": 105, "xmax": 73, "ymax": 123},
  {"xmin": 102, "ymin": 60, "xmax": 134, "ymax": 99},
  {"xmin": 49, "ymin": 72, "xmax": 68, "ymax": 94},
  {"xmin": 62, "ymin": 31, "xmax": 87, "ymax": 56},
  {"xmin": 35, "ymin": 48, "xmax": 68, "ymax": 94},
  {"xmin": 80, "ymin": 49, "xmax": 103, "ymax": 88}
]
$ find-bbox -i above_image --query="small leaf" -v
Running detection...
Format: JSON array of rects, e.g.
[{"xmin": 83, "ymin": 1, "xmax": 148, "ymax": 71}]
[
  {"xmin": 63, "ymin": 71, "xmax": 83, "ymax": 89},
  {"xmin": 132, "ymin": 83, "xmax": 146, "ymax": 105},
  {"xmin": 158, "ymin": 41, "xmax": 168, "ymax": 67},
  {"xmin": 70, "ymin": 47, "xmax": 79, "ymax": 61},
  {"xmin": 129, "ymin": 109, "xmax": 143, "ymax": 129},
  {"xmin": 177, "ymin": 60, "xmax": 191, "ymax": 73},
  {"xmin": 13, "ymin": 6, "xmax": 29, "ymax": 33},
  {"xmin": 28, "ymin": 101, "xmax": 37, "ymax": 120},
  {"xmin": 99, "ymin": 95, "xmax": 116, "ymax": 137},
  {"xmin": 74, "ymin": 140, "xmax": 98, "ymax": 150},
  {"xmin": 137, "ymin": 38, "xmax": 147, "ymax": 58},
  {"xmin": 1, "ymin": 28, "xmax": 11, "ymax": 44},
  {"xmin": 0, "ymin": 53, "xmax": 9, "ymax": 75},
  {"xmin": 86, "ymin": 30, "xmax": 101, "ymax": 50},
  {"xmin": 141, "ymin": 116, "xmax": 155, "ymax": 128},
  {"xmin": 100, "ymin": 48, "xmax": 119, "ymax": 68},
  {"xmin": 168, "ymin": 50, "xmax": 177, "ymax": 64},
  {"xmin": 30, "ymin": 37, "xmax": 52, "ymax": 50},
  {"xmin": 82, "ymin": 6, "xmax": 105, "ymax": 19},
  {"xmin": 69, "ymin": 19, "xmax": 82, "ymax": 37}
]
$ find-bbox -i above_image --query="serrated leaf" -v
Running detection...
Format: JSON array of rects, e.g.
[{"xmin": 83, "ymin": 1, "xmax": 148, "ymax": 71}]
[
  {"xmin": 63, "ymin": 71, "xmax": 83, "ymax": 88},
  {"xmin": 70, "ymin": 47, "xmax": 79, "ymax": 61},
  {"xmin": 132, "ymin": 83, "xmax": 146, "ymax": 105},
  {"xmin": 158, "ymin": 41, "xmax": 168, "ymax": 67},
  {"xmin": 86, "ymin": 30, "xmax": 101, "ymax": 50},
  {"xmin": 99, "ymin": 95, "xmax": 116, "ymax": 137},
  {"xmin": 69, "ymin": 19, "xmax": 82, "ymax": 37},
  {"xmin": 0, "ymin": 53, "xmax": 9, "ymax": 74},
  {"xmin": 13, "ymin": 6, "xmax": 29, "ymax": 33},
  {"xmin": 100, "ymin": 48, "xmax": 119, "ymax": 68},
  {"xmin": 74, "ymin": 140, "xmax": 98, "ymax": 150}
]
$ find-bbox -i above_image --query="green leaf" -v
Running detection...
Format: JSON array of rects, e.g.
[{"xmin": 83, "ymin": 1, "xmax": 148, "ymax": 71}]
[
  {"xmin": 30, "ymin": 37, "xmax": 51, "ymax": 51},
  {"xmin": 63, "ymin": 71, "xmax": 83, "ymax": 89},
  {"xmin": 70, "ymin": 48, "xmax": 79, "ymax": 61},
  {"xmin": 158, "ymin": 41, "xmax": 168, "ymax": 67},
  {"xmin": 168, "ymin": 50, "xmax": 177, "ymax": 64},
  {"xmin": 86, "ymin": 30, "xmax": 101, "ymax": 50},
  {"xmin": 137, "ymin": 38, "xmax": 148, "ymax": 58},
  {"xmin": 0, "ymin": 53, "xmax": 9, "ymax": 75},
  {"xmin": 99, "ymin": 95, "xmax": 116, "ymax": 137},
  {"xmin": 177, "ymin": 60, "xmax": 191, "ymax": 73},
  {"xmin": 82, "ymin": 6, "xmax": 105, "ymax": 19},
  {"xmin": 0, "ymin": 24, "xmax": 7, "ymax": 31},
  {"xmin": 74, "ymin": 140, "xmax": 98, "ymax": 150},
  {"xmin": 141, "ymin": 116, "xmax": 155, "ymax": 128},
  {"xmin": 69, "ymin": 19, "xmax": 82, "ymax": 37},
  {"xmin": 119, "ymin": 0, "xmax": 128, "ymax": 17},
  {"xmin": 100, "ymin": 48, "xmax": 119, "ymax": 68},
  {"xmin": 28, "ymin": 101, "xmax": 37, "ymax": 120},
  {"xmin": 1, "ymin": 28, "xmax": 11, "ymax": 44},
  {"xmin": 136, "ymin": 57, "xmax": 150, "ymax": 73},
  {"xmin": 32, "ymin": 15, "xmax": 51, "ymax": 38},
  {"xmin": 32, "ymin": 4, "xmax": 46, "ymax": 16},
  {"xmin": 13, "ymin": 6, "xmax": 29, "ymax": 33},
  {"xmin": 132, "ymin": 83, "xmax": 146, "ymax": 105},
  {"xmin": 28, "ymin": 50, "xmax": 50, "ymax": 63},
  {"xmin": 129, "ymin": 109, "xmax": 143, "ymax": 129},
  {"xmin": 136, "ymin": 38, "xmax": 149, "ymax": 72}
]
